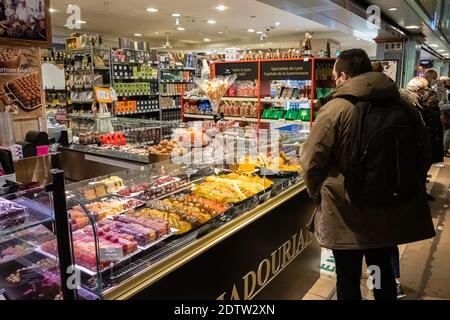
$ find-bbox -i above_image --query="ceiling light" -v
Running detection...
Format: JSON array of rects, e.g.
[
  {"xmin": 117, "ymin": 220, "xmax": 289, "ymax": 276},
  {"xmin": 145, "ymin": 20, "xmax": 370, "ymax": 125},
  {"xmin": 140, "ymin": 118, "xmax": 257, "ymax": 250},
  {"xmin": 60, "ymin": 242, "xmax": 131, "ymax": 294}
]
[
  {"xmin": 443, "ymin": 53, "xmax": 449, "ymax": 56},
  {"xmin": 275, "ymin": 22, "xmax": 280, "ymax": 26},
  {"xmin": 429, "ymin": 44, "xmax": 439, "ymax": 48},
  {"xmin": 437, "ymin": 49, "xmax": 445, "ymax": 52},
  {"xmin": 215, "ymin": 5, "xmax": 227, "ymax": 11},
  {"xmin": 356, "ymin": 38, "xmax": 361, "ymax": 40},
  {"xmin": 177, "ymin": 27, "xmax": 185, "ymax": 31},
  {"xmin": 248, "ymin": 29, "xmax": 255, "ymax": 32},
  {"xmin": 256, "ymin": 31, "xmax": 263, "ymax": 34},
  {"xmin": 204, "ymin": 38, "xmax": 211, "ymax": 42},
  {"xmin": 49, "ymin": 8, "xmax": 57, "ymax": 13},
  {"xmin": 218, "ymin": 31, "xmax": 224, "ymax": 34},
  {"xmin": 388, "ymin": 7, "xmax": 398, "ymax": 11},
  {"xmin": 405, "ymin": 25, "xmax": 420, "ymax": 29},
  {"xmin": 207, "ymin": 20, "xmax": 217, "ymax": 24},
  {"xmin": 295, "ymin": 28, "xmax": 300, "ymax": 31},
  {"xmin": 155, "ymin": 31, "xmax": 159, "ymax": 34},
  {"xmin": 172, "ymin": 13, "xmax": 181, "ymax": 17},
  {"xmin": 134, "ymin": 33, "xmax": 142, "ymax": 37},
  {"xmin": 76, "ymin": 20, "xmax": 87, "ymax": 24},
  {"xmin": 146, "ymin": 8, "xmax": 159, "ymax": 13}
]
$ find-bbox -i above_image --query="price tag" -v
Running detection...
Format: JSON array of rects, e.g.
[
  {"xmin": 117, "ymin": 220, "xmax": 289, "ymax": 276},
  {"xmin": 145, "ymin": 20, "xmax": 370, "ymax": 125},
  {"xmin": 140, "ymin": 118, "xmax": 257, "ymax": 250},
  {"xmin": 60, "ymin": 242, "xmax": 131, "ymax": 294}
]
[
  {"xmin": 95, "ymin": 87, "xmax": 113, "ymax": 103},
  {"xmin": 99, "ymin": 247, "xmax": 124, "ymax": 262}
]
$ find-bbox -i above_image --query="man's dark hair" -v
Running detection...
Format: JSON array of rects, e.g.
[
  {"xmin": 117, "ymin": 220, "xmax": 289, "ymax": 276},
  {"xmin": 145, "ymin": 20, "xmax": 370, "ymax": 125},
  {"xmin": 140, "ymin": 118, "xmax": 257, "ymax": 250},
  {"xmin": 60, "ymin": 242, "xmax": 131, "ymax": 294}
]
[{"xmin": 335, "ymin": 49, "xmax": 373, "ymax": 78}]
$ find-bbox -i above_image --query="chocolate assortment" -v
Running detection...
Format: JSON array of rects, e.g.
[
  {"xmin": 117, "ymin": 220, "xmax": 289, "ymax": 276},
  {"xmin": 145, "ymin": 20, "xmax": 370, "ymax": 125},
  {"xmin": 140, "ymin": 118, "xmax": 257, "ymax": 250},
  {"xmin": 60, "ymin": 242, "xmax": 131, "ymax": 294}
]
[
  {"xmin": 7, "ymin": 73, "xmax": 42, "ymax": 111},
  {"xmin": 0, "ymin": 199, "xmax": 28, "ymax": 231}
]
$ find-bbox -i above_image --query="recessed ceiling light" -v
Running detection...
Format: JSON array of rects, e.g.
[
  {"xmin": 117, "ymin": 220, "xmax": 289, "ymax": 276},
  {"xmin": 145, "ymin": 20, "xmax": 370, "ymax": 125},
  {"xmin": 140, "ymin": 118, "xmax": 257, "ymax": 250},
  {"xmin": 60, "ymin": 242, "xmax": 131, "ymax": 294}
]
[
  {"xmin": 177, "ymin": 27, "xmax": 185, "ymax": 31},
  {"xmin": 76, "ymin": 20, "xmax": 87, "ymax": 24},
  {"xmin": 207, "ymin": 20, "xmax": 217, "ymax": 24},
  {"xmin": 204, "ymin": 38, "xmax": 211, "ymax": 42},
  {"xmin": 388, "ymin": 7, "xmax": 398, "ymax": 11},
  {"xmin": 429, "ymin": 44, "xmax": 439, "ymax": 48},
  {"xmin": 134, "ymin": 33, "xmax": 142, "ymax": 37},
  {"xmin": 172, "ymin": 13, "xmax": 181, "ymax": 17},
  {"xmin": 295, "ymin": 28, "xmax": 300, "ymax": 31},
  {"xmin": 356, "ymin": 38, "xmax": 361, "ymax": 40},
  {"xmin": 437, "ymin": 49, "xmax": 445, "ymax": 52},
  {"xmin": 49, "ymin": 8, "xmax": 57, "ymax": 13},
  {"xmin": 248, "ymin": 29, "xmax": 255, "ymax": 32},
  {"xmin": 146, "ymin": 8, "xmax": 159, "ymax": 13},
  {"xmin": 405, "ymin": 25, "xmax": 420, "ymax": 29},
  {"xmin": 155, "ymin": 31, "xmax": 159, "ymax": 34},
  {"xmin": 218, "ymin": 31, "xmax": 224, "ymax": 34},
  {"xmin": 215, "ymin": 5, "xmax": 227, "ymax": 11},
  {"xmin": 275, "ymin": 22, "xmax": 280, "ymax": 26},
  {"xmin": 443, "ymin": 53, "xmax": 449, "ymax": 56}
]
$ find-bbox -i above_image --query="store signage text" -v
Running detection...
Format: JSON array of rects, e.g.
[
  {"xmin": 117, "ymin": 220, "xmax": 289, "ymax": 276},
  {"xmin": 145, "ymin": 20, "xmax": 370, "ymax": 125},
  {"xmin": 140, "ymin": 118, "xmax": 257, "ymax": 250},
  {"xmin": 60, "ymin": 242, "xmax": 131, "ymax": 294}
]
[
  {"xmin": 217, "ymin": 227, "xmax": 312, "ymax": 300},
  {"xmin": 261, "ymin": 61, "xmax": 312, "ymax": 80},
  {"xmin": 215, "ymin": 62, "xmax": 258, "ymax": 80}
]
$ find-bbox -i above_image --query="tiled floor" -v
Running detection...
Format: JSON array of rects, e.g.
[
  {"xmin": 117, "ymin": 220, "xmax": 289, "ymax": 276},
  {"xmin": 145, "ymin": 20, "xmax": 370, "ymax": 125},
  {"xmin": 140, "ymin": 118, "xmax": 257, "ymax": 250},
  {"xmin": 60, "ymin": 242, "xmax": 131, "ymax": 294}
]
[{"xmin": 303, "ymin": 159, "xmax": 450, "ymax": 300}]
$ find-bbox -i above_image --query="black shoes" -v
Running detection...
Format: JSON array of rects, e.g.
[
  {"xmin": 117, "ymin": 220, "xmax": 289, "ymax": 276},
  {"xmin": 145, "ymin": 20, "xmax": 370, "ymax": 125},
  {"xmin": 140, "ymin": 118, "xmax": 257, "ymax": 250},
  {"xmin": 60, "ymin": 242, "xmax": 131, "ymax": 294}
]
[{"xmin": 397, "ymin": 283, "xmax": 406, "ymax": 299}]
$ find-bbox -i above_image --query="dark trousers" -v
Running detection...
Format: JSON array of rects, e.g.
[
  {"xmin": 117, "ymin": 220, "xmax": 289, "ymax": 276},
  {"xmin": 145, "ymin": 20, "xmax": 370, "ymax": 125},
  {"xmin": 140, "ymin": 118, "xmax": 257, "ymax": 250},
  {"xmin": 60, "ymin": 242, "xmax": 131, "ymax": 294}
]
[
  {"xmin": 390, "ymin": 246, "xmax": 400, "ymax": 279},
  {"xmin": 332, "ymin": 247, "xmax": 397, "ymax": 300}
]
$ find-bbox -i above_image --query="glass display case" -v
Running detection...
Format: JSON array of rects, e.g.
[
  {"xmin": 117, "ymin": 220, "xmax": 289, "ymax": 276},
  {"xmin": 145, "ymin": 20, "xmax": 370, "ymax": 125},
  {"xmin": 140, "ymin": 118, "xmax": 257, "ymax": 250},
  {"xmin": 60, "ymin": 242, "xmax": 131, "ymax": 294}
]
[
  {"xmin": 1, "ymin": 126, "xmax": 312, "ymax": 300},
  {"xmin": 57, "ymin": 128, "xmax": 305, "ymax": 299},
  {"xmin": 0, "ymin": 187, "xmax": 61, "ymax": 300}
]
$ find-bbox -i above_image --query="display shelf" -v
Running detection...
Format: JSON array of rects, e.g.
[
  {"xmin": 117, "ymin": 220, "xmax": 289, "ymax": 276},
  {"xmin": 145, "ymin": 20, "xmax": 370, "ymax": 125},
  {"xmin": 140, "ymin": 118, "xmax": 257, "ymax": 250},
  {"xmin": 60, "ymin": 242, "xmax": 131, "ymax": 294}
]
[
  {"xmin": 114, "ymin": 76, "xmax": 158, "ymax": 81},
  {"xmin": 160, "ymin": 67, "xmax": 196, "ymax": 71},
  {"xmin": 160, "ymin": 80, "xmax": 194, "ymax": 84},
  {"xmin": 116, "ymin": 110, "xmax": 160, "ymax": 115},
  {"xmin": 0, "ymin": 197, "xmax": 53, "ymax": 238},
  {"xmin": 161, "ymin": 107, "xmax": 182, "ymax": 111},
  {"xmin": 116, "ymin": 93, "xmax": 158, "ymax": 98},
  {"xmin": 261, "ymin": 98, "xmax": 311, "ymax": 103},
  {"xmin": 183, "ymin": 113, "xmax": 214, "ymax": 120},
  {"xmin": 160, "ymin": 93, "xmax": 182, "ymax": 97},
  {"xmin": 183, "ymin": 96, "xmax": 209, "ymax": 101},
  {"xmin": 222, "ymin": 97, "xmax": 259, "ymax": 102},
  {"xmin": 70, "ymin": 100, "xmax": 94, "ymax": 104},
  {"xmin": 68, "ymin": 113, "xmax": 113, "ymax": 119}
]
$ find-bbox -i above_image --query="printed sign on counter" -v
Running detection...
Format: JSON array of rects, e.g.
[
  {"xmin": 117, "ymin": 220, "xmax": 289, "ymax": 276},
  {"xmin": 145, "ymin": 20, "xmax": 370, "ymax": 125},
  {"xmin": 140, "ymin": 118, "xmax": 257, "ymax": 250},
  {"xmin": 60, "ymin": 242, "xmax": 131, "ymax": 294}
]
[
  {"xmin": 215, "ymin": 62, "xmax": 258, "ymax": 80},
  {"xmin": 261, "ymin": 60, "xmax": 312, "ymax": 80}
]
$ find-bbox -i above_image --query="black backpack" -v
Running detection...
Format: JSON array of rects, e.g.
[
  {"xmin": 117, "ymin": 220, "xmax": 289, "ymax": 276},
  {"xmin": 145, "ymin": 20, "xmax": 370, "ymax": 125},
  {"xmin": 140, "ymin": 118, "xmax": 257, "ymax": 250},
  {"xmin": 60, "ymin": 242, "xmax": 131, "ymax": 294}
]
[{"xmin": 344, "ymin": 97, "xmax": 419, "ymax": 207}]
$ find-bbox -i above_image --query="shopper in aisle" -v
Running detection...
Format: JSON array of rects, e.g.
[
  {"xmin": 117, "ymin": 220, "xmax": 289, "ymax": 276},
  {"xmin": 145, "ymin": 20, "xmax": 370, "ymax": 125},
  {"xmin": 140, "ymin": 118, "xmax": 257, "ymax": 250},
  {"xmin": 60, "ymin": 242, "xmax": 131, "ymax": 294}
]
[
  {"xmin": 300, "ymin": 49, "xmax": 435, "ymax": 300},
  {"xmin": 371, "ymin": 62, "xmax": 406, "ymax": 299},
  {"xmin": 419, "ymin": 71, "xmax": 445, "ymax": 167}
]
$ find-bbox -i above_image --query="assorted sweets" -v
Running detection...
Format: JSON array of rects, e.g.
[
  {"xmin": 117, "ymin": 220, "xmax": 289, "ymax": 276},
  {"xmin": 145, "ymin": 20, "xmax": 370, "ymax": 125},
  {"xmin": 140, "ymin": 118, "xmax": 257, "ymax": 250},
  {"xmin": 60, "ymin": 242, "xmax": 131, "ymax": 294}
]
[
  {"xmin": 76, "ymin": 198, "xmax": 145, "ymax": 221},
  {"xmin": 148, "ymin": 139, "xmax": 185, "ymax": 156},
  {"xmin": 0, "ymin": 199, "xmax": 28, "ymax": 231},
  {"xmin": 237, "ymin": 152, "xmax": 301, "ymax": 173},
  {"xmin": 191, "ymin": 173, "xmax": 273, "ymax": 203},
  {"xmin": 81, "ymin": 176, "xmax": 124, "ymax": 200},
  {"xmin": 0, "ymin": 243, "xmax": 34, "ymax": 264},
  {"xmin": 8, "ymin": 73, "xmax": 42, "ymax": 111}
]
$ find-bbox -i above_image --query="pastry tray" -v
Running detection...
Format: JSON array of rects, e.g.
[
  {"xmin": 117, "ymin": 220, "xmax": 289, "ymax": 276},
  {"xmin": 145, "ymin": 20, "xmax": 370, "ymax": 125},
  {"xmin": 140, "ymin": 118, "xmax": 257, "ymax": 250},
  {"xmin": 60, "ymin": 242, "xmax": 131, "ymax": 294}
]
[
  {"xmin": 34, "ymin": 247, "xmax": 142, "ymax": 277},
  {"xmin": 136, "ymin": 227, "xmax": 178, "ymax": 250},
  {"xmin": 4, "ymin": 75, "xmax": 42, "ymax": 111}
]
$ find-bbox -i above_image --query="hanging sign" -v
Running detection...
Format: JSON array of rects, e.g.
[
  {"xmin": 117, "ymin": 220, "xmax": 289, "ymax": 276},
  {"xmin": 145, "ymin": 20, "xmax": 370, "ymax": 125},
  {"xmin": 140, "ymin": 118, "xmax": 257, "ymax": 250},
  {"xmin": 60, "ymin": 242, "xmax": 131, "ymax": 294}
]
[
  {"xmin": 215, "ymin": 62, "xmax": 258, "ymax": 80},
  {"xmin": 261, "ymin": 60, "xmax": 312, "ymax": 80}
]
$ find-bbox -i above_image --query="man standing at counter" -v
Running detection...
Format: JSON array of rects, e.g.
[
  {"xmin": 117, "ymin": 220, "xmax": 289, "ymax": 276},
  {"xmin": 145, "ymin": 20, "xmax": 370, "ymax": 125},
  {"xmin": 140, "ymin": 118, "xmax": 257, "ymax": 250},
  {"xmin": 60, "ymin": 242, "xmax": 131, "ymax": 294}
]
[{"xmin": 300, "ymin": 49, "xmax": 435, "ymax": 300}]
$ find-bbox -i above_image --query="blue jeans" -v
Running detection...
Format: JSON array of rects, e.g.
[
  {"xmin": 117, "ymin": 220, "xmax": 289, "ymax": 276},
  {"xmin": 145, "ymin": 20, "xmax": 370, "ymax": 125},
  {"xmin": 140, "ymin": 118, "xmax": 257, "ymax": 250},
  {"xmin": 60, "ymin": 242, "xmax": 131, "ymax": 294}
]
[{"xmin": 390, "ymin": 246, "xmax": 400, "ymax": 279}]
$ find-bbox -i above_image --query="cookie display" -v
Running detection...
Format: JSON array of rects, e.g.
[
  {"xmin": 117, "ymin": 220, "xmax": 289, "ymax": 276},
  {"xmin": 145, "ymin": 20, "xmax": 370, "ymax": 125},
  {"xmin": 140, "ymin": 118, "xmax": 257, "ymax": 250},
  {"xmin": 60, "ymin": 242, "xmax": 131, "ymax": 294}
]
[{"xmin": 7, "ymin": 73, "xmax": 42, "ymax": 111}]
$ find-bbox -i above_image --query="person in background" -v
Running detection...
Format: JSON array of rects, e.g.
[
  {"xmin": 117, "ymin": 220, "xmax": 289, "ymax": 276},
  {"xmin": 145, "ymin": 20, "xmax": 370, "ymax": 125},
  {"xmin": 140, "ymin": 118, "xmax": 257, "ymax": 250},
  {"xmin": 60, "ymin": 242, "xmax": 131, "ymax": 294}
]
[
  {"xmin": 15, "ymin": 0, "xmax": 31, "ymax": 24},
  {"xmin": 0, "ymin": 1, "xmax": 6, "ymax": 22},
  {"xmin": 401, "ymin": 77, "xmax": 436, "ymax": 201},
  {"xmin": 300, "ymin": 49, "xmax": 435, "ymax": 300},
  {"xmin": 420, "ymin": 71, "xmax": 445, "ymax": 167},
  {"xmin": 372, "ymin": 61, "xmax": 406, "ymax": 299},
  {"xmin": 437, "ymin": 76, "xmax": 450, "ymax": 157}
]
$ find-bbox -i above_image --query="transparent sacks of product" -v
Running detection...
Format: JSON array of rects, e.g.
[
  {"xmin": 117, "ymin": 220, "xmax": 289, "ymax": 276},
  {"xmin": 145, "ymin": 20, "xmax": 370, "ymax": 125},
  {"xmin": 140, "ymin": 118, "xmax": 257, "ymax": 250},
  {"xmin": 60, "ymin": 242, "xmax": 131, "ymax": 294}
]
[{"xmin": 195, "ymin": 75, "xmax": 237, "ymax": 114}]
